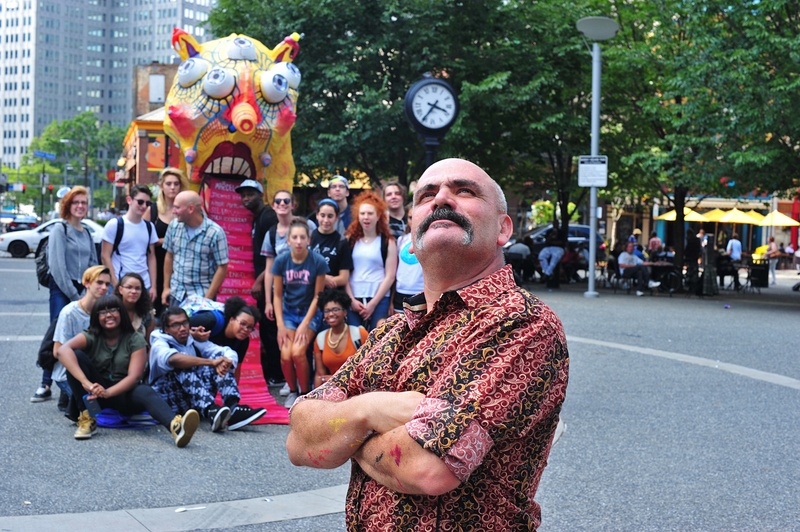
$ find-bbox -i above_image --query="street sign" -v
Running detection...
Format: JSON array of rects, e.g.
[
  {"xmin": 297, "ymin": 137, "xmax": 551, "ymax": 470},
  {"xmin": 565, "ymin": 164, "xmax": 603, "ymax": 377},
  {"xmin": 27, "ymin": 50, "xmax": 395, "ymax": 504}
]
[
  {"xmin": 578, "ymin": 155, "xmax": 608, "ymax": 187},
  {"xmin": 33, "ymin": 150, "xmax": 57, "ymax": 161}
]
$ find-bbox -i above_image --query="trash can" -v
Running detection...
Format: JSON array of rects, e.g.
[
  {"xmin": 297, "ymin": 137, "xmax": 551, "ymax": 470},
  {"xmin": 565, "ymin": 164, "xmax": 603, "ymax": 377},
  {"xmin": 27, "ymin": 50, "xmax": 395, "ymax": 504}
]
[{"xmin": 749, "ymin": 259, "xmax": 769, "ymax": 288}]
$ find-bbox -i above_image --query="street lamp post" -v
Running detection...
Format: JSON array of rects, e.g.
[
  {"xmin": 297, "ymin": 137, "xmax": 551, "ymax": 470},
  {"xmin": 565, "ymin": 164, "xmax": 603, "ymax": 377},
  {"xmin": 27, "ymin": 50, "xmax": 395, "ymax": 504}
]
[{"xmin": 577, "ymin": 16, "xmax": 619, "ymax": 298}]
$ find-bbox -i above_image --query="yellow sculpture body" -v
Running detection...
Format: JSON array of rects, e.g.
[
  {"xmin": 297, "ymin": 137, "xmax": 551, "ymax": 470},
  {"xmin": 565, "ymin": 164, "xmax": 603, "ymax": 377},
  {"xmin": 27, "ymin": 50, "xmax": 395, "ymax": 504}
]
[{"xmin": 164, "ymin": 29, "xmax": 301, "ymax": 201}]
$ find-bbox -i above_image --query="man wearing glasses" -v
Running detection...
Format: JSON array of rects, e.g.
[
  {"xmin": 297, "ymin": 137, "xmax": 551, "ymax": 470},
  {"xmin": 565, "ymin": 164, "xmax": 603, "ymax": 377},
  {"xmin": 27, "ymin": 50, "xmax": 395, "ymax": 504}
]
[
  {"xmin": 101, "ymin": 184, "xmax": 158, "ymax": 300},
  {"xmin": 149, "ymin": 307, "xmax": 266, "ymax": 432}
]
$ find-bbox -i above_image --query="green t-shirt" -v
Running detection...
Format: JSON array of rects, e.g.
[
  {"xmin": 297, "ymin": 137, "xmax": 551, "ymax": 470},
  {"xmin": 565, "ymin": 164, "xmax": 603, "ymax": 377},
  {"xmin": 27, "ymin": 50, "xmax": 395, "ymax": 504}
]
[{"xmin": 81, "ymin": 330, "xmax": 147, "ymax": 384}]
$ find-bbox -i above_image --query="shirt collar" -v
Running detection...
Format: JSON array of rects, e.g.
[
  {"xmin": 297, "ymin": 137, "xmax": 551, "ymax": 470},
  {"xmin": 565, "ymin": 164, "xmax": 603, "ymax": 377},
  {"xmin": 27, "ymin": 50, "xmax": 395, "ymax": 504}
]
[{"xmin": 403, "ymin": 264, "xmax": 517, "ymax": 328}]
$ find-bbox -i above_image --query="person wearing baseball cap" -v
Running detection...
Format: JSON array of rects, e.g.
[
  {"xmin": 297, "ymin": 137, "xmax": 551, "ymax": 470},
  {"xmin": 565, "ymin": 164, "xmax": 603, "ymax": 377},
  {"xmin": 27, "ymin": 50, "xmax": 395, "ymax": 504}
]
[{"xmin": 235, "ymin": 179, "xmax": 282, "ymax": 387}]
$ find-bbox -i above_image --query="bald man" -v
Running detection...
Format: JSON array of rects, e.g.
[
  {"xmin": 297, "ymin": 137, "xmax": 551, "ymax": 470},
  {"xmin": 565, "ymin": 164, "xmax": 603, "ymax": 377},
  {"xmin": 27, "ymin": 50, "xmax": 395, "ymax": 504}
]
[
  {"xmin": 287, "ymin": 159, "xmax": 569, "ymax": 530},
  {"xmin": 162, "ymin": 191, "xmax": 229, "ymax": 305}
]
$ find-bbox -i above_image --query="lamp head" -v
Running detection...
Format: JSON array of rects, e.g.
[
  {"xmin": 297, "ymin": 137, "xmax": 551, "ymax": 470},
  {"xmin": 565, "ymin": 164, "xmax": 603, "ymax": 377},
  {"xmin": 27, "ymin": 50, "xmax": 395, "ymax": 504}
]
[{"xmin": 576, "ymin": 16, "xmax": 620, "ymax": 41}]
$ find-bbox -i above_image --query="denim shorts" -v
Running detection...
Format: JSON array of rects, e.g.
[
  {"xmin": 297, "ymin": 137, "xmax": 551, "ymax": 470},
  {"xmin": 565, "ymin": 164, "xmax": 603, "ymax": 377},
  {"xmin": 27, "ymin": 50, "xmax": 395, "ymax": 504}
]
[{"xmin": 282, "ymin": 306, "xmax": 322, "ymax": 333}]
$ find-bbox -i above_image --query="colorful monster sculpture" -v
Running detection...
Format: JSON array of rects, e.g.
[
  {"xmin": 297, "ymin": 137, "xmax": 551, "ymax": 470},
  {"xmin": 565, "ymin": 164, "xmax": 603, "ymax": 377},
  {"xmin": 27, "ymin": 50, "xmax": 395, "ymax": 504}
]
[
  {"xmin": 162, "ymin": 29, "xmax": 302, "ymax": 424},
  {"xmin": 164, "ymin": 28, "xmax": 301, "ymax": 202}
]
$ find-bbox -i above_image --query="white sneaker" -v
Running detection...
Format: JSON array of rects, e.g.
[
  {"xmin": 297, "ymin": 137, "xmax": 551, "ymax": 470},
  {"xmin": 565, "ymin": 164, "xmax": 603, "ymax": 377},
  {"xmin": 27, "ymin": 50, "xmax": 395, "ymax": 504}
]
[
  {"xmin": 279, "ymin": 382, "xmax": 290, "ymax": 396},
  {"xmin": 648, "ymin": 280, "xmax": 661, "ymax": 289},
  {"xmin": 284, "ymin": 392, "xmax": 299, "ymax": 408},
  {"xmin": 636, "ymin": 290, "xmax": 644, "ymax": 297}
]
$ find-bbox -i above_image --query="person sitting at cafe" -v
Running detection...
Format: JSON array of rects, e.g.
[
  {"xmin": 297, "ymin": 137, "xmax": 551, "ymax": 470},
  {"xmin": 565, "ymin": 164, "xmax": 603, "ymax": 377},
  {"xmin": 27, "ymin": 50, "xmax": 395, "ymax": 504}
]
[{"xmin": 618, "ymin": 241, "xmax": 661, "ymax": 296}]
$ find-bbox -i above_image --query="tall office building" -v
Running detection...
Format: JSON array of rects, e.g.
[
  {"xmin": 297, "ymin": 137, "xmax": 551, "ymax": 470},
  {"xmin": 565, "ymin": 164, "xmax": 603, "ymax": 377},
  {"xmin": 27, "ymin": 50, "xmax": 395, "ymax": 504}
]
[{"xmin": 0, "ymin": 0, "xmax": 215, "ymax": 169}]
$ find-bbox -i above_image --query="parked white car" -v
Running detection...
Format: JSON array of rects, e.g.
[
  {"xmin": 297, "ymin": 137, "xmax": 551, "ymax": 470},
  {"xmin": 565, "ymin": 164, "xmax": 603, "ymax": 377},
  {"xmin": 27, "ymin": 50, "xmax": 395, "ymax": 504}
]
[{"xmin": 0, "ymin": 218, "xmax": 104, "ymax": 258}]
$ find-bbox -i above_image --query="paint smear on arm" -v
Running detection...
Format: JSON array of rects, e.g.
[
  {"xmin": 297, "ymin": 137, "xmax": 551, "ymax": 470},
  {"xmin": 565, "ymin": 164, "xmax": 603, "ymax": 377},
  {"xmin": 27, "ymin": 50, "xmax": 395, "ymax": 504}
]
[
  {"xmin": 389, "ymin": 444, "xmax": 402, "ymax": 466},
  {"xmin": 328, "ymin": 418, "xmax": 347, "ymax": 433}
]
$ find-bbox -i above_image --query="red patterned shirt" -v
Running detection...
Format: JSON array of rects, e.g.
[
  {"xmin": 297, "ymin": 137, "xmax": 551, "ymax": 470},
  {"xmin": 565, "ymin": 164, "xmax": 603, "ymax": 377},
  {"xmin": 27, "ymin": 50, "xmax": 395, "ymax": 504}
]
[{"xmin": 307, "ymin": 265, "xmax": 569, "ymax": 531}]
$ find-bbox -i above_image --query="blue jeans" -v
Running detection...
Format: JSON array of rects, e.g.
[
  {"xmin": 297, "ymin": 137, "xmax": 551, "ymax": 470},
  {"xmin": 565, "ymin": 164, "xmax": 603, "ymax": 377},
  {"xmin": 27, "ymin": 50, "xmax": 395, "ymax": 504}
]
[
  {"xmin": 348, "ymin": 295, "xmax": 390, "ymax": 332},
  {"xmin": 43, "ymin": 278, "xmax": 74, "ymax": 387}
]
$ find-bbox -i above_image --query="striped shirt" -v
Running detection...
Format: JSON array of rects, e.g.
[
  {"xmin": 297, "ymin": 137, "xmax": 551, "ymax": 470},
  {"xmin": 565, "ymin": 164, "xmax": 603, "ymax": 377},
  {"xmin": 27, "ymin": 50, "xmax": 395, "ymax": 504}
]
[{"xmin": 163, "ymin": 215, "xmax": 228, "ymax": 303}]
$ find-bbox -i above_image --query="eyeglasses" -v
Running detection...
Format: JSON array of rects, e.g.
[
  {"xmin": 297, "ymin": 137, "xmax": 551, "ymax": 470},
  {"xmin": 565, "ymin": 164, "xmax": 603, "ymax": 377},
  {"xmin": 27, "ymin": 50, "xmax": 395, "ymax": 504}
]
[
  {"xmin": 323, "ymin": 307, "xmax": 345, "ymax": 314},
  {"xmin": 98, "ymin": 308, "xmax": 121, "ymax": 317},
  {"xmin": 274, "ymin": 197, "xmax": 292, "ymax": 205},
  {"xmin": 235, "ymin": 319, "xmax": 255, "ymax": 332},
  {"xmin": 120, "ymin": 284, "xmax": 142, "ymax": 291},
  {"xmin": 134, "ymin": 199, "xmax": 152, "ymax": 207},
  {"xmin": 72, "ymin": 200, "xmax": 88, "ymax": 206},
  {"xmin": 167, "ymin": 320, "xmax": 190, "ymax": 329}
]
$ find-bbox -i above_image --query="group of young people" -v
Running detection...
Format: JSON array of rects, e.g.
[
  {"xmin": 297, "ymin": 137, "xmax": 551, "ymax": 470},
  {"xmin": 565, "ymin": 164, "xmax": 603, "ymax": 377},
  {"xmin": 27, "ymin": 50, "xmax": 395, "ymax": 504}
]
[
  {"xmin": 248, "ymin": 177, "xmax": 422, "ymax": 408},
  {"xmin": 30, "ymin": 169, "xmax": 424, "ymax": 445}
]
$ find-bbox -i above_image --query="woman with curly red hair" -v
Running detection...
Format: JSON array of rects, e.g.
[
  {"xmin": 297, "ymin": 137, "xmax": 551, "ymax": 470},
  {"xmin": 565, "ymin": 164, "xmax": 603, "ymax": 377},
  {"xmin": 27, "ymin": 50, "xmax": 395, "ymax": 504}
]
[{"xmin": 344, "ymin": 191, "xmax": 397, "ymax": 331}]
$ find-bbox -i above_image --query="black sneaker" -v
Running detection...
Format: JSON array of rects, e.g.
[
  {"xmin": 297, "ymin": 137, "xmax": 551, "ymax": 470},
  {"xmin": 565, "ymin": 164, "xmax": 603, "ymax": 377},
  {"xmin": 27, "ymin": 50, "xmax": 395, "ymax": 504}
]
[
  {"xmin": 227, "ymin": 404, "xmax": 267, "ymax": 431},
  {"xmin": 31, "ymin": 386, "xmax": 52, "ymax": 403},
  {"xmin": 207, "ymin": 405, "xmax": 231, "ymax": 432}
]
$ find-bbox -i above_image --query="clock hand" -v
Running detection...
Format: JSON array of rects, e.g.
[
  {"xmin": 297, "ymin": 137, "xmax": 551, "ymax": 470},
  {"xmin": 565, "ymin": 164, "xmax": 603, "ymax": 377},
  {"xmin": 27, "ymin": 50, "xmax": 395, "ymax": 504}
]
[
  {"xmin": 421, "ymin": 101, "xmax": 438, "ymax": 122},
  {"xmin": 431, "ymin": 102, "xmax": 449, "ymax": 113}
]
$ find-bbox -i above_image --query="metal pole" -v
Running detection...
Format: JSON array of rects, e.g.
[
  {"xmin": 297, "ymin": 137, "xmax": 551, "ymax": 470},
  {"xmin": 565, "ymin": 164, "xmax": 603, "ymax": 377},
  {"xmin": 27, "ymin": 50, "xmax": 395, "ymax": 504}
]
[{"xmin": 585, "ymin": 42, "xmax": 602, "ymax": 298}]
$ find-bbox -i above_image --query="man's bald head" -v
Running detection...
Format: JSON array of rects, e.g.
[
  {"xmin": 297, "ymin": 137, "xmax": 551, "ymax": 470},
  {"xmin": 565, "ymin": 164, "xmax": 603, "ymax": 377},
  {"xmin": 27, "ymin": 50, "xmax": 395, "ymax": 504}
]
[{"xmin": 173, "ymin": 190, "xmax": 203, "ymax": 226}]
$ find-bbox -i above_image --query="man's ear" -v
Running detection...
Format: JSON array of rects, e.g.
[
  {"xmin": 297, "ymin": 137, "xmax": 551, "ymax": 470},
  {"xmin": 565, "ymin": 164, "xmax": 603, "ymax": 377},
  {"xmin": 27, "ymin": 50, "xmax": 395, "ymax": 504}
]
[{"xmin": 497, "ymin": 214, "xmax": 513, "ymax": 247}]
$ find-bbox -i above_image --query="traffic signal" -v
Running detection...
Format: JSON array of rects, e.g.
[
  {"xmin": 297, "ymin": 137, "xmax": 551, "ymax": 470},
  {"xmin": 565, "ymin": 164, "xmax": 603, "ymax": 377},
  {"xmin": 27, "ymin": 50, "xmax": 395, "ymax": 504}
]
[
  {"xmin": 48, "ymin": 185, "xmax": 53, "ymax": 192},
  {"xmin": 21, "ymin": 184, "xmax": 26, "ymax": 194}
]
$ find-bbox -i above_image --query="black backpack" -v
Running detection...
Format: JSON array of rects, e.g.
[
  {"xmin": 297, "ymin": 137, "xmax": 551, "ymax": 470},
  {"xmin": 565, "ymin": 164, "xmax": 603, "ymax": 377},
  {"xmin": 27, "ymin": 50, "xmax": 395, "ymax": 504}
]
[
  {"xmin": 34, "ymin": 221, "xmax": 67, "ymax": 288},
  {"xmin": 112, "ymin": 216, "xmax": 153, "ymax": 256}
]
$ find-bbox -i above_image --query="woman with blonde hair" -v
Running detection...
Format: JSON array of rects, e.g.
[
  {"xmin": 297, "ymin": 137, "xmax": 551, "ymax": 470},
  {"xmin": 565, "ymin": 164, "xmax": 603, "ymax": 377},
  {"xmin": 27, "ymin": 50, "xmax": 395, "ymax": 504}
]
[
  {"xmin": 32, "ymin": 186, "xmax": 98, "ymax": 403},
  {"xmin": 344, "ymin": 191, "xmax": 397, "ymax": 331},
  {"xmin": 145, "ymin": 167, "xmax": 190, "ymax": 316}
]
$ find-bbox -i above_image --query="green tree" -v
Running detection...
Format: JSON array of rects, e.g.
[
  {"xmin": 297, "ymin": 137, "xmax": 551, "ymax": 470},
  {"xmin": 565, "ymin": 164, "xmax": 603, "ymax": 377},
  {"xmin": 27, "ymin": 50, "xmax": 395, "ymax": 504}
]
[{"xmin": 24, "ymin": 112, "xmax": 125, "ymax": 212}]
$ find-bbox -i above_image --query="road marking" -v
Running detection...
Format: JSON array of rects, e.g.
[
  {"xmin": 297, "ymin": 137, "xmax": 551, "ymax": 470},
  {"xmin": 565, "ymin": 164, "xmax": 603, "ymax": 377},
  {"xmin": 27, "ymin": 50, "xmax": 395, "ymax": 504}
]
[
  {"xmin": 0, "ymin": 312, "xmax": 48, "ymax": 316},
  {"xmin": 569, "ymin": 335, "xmax": 800, "ymax": 391},
  {"xmin": 0, "ymin": 269, "xmax": 34, "ymax": 272},
  {"xmin": 1, "ymin": 336, "xmax": 43, "ymax": 342}
]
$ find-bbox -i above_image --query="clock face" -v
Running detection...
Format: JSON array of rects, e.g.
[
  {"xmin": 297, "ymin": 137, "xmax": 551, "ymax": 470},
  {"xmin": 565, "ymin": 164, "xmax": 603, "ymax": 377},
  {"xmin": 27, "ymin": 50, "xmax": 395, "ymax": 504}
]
[{"xmin": 411, "ymin": 83, "xmax": 457, "ymax": 129}]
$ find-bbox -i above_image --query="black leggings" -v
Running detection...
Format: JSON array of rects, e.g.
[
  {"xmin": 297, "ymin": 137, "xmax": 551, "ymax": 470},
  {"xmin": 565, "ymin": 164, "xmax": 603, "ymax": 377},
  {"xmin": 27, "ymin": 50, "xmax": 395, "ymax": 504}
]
[{"xmin": 66, "ymin": 350, "xmax": 176, "ymax": 429}]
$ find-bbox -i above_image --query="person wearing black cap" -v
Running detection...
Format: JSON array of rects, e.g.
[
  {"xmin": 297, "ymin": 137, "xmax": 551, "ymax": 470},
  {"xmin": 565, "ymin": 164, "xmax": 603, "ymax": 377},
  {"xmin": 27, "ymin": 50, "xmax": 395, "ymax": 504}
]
[{"xmin": 235, "ymin": 179, "xmax": 282, "ymax": 386}]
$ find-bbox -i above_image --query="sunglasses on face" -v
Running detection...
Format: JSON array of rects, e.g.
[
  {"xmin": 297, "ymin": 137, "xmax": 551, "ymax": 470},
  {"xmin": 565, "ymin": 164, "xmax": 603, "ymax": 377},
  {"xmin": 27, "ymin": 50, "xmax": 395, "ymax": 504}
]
[
  {"xmin": 274, "ymin": 198, "xmax": 292, "ymax": 205},
  {"xmin": 134, "ymin": 199, "xmax": 152, "ymax": 207}
]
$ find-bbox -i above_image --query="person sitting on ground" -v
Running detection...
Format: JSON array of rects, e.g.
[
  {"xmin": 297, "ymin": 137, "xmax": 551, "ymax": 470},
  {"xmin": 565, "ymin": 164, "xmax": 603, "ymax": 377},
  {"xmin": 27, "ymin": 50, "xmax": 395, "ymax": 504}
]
[
  {"xmin": 312, "ymin": 289, "xmax": 368, "ymax": 389},
  {"xmin": 187, "ymin": 296, "xmax": 261, "ymax": 382},
  {"xmin": 114, "ymin": 272, "xmax": 155, "ymax": 345},
  {"xmin": 149, "ymin": 307, "xmax": 266, "ymax": 432},
  {"xmin": 538, "ymin": 234, "xmax": 564, "ymax": 281},
  {"xmin": 618, "ymin": 241, "xmax": 661, "ymax": 296},
  {"xmin": 51, "ymin": 265, "xmax": 113, "ymax": 420},
  {"xmin": 57, "ymin": 295, "xmax": 199, "ymax": 446}
]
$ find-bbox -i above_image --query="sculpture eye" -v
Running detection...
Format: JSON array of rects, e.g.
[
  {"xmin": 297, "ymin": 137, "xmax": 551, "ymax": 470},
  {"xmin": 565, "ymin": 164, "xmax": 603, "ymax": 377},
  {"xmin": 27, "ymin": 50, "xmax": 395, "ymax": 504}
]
[
  {"xmin": 228, "ymin": 37, "xmax": 257, "ymax": 60},
  {"xmin": 269, "ymin": 62, "xmax": 301, "ymax": 89},
  {"xmin": 260, "ymin": 72, "xmax": 289, "ymax": 103},
  {"xmin": 203, "ymin": 68, "xmax": 236, "ymax": 99},
  {"xmin": 177, "ymin": 58, "xmax": 210, "ymax": 88}
]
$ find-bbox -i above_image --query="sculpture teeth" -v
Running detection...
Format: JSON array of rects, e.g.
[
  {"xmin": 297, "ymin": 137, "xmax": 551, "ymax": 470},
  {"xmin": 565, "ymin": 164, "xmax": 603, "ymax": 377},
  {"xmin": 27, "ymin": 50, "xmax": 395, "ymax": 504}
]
[{"xmin": 207, "ymin": 156, "xmax": 251, "ymax": 177}]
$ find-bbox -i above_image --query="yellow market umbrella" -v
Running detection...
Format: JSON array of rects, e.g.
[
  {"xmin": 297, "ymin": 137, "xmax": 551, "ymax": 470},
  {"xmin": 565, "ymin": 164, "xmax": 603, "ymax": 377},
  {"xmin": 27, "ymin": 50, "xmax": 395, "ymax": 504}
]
[
  {"xmin": 744, "ymin": 210, "xmax": 765, "ymax": 223},
  {"xmin": 758, "ymin": 210, "xmax": 800, "ymax": 227},
  {"xmin": 655, "ymin": 207, "xmax": 709, "ymax": 222},
  {"xmin": 719, "ymin": 208, "xmax": 757, "ymax": 224},
  {"xmin": 701, "ymin": 208, "xmax": 728, "ymax": 222}
]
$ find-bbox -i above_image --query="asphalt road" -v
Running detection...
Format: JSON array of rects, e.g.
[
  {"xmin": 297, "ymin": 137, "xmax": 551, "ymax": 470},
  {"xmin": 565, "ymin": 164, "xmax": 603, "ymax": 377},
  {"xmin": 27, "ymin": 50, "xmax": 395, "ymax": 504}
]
[{"xmin": 1, "ymin": 254, "xmax": 798, "ymax": 531}]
